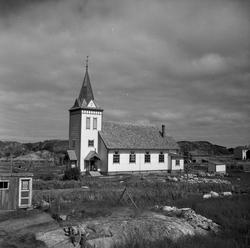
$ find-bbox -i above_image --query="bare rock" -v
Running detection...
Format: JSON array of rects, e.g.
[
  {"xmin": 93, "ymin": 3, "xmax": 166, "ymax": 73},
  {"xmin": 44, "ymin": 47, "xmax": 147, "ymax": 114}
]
[
  {"xmin": 203, "ymin": 193, "xmax": 212, "ymax": 199},
  {"xmin": 172, "ymin": 177, "xmax": 178, "ymax": 182},
  {"xmin": 162, "ymin": 206, "xmax": 177, "ymax": 212},
  {"xmin": 40, "ymin": 200, "xmax": 50, "ymax": 210},
  {"xmin": 222, "ymin": 191, "xmax": 232, "ymax": 196},
  {"xmin": 59, "ymin": 215, "xmax": 67, "ymax": 221},
  {"xmin": 210, "ymin": 191, "xmax": 219, "ymax": 198}
]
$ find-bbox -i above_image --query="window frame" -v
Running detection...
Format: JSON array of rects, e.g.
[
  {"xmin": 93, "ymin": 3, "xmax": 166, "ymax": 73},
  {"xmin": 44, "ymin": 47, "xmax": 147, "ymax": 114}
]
[
  {"xmin": 88, "ymin": 140, "xmax": 94, "ymax": 147},
  {"xmin": 176, "ymin": 159, "xmax": 180, "ymax": 166},
  {"xmin": 113, "ymin": 151, "xmax": 120, "ymax": 164},
  {"xmin": 129, "ymin": 151, "xmax": 136, "ymax": 163},
  {"xmin": 159, "ymin": 152, "xmax": 164, "ymax": 163},
  {"xmin": 93, "ymin": 117, "xmax": 97, "ymax": 130},
  {"xmin": 144, "ymin": 152, "xmax": 151, "ymax": 163},
  {"xmin": 86, "ymin": 117, "xmax": 91, "ymax": 129},
  {"xmin": 0, "ymin": 180, "xmax": 9, "ymax": 190}
]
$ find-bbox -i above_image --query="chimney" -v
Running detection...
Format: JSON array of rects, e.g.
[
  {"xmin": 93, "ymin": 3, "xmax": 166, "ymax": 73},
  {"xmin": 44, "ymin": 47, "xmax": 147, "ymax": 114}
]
[{"xmin": 161, "ymin": 125, "xmax": 165, "ymax": 137}]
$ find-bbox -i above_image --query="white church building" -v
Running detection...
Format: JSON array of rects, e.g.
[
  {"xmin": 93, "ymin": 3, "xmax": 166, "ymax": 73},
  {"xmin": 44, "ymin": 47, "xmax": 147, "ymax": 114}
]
[{"xmin": 68, "ymin": 61, "xmax": 184, "ymax": 174}]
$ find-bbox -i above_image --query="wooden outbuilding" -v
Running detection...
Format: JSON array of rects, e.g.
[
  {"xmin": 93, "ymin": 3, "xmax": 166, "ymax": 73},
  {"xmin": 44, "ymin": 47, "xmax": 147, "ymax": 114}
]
[
  {"xmin": 66, "ymin": 150, "xmax": 78, "ymax": 169},
  {"xmin": 0, "ymin": 172, "xmax": 33, "ymax": 210},
  {"xmin": 207, "ymin": 161, "xmax": 226, "ymax": 174}
]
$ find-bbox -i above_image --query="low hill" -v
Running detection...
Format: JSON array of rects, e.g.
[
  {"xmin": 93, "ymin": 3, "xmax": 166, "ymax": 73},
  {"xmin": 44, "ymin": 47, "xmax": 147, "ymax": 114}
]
[
  {"xmin": 177, "ymin": 141, "xmax": 231, "ymax": 156},
  {"xmin": 0, "ymin": 139, "xmax": 233, "ymax": 160},
  {"xmin": 0, "ymin": 140, "xmax": 68, "ymax": 159}
]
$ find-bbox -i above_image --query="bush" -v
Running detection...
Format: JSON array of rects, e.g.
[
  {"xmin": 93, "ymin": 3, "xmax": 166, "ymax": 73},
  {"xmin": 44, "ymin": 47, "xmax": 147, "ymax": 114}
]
[
  {"xmin": 63, "ymin": 167, "xmax": 80, "ymax": 180},
  {"xmin": 1, "ymin": 232, "xmax": 47, "ymax": 248}
]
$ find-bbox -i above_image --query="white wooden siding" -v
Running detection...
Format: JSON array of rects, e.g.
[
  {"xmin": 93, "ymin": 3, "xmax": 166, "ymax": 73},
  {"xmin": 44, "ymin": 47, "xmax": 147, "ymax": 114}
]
[
  {"xmin": 80, "ymin": 110, "xmax": 103, "ymax": 171},
  {"xmin": 171, "ymin": 159, "xmax": 184, "ymax": 171},
  {"xmin": 107, "ymin": 151, "xmax": 171, "ymax": 172}
]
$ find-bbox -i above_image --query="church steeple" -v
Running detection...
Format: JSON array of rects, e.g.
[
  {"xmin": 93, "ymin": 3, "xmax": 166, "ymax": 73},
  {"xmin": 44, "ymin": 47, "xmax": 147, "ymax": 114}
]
[
  {"xmin": 69, "ymin": 57, "xmax": 103, "ymax": 172},
  {"xmin": 77, "ymin": 56, "xmax": 94, "ymax": 106}
]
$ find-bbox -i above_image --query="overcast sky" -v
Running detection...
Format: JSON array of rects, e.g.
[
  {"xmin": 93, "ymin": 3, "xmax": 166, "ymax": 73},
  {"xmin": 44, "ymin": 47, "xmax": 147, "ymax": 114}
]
[{"xmin": 0, "ymin": 0, "xmax": 249, "ymax": 147}]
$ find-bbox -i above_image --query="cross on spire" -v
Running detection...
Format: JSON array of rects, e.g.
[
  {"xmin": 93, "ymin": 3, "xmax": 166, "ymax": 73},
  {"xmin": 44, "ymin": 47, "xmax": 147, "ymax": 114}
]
[{"xmin": 85, "ymin": 55, "xmax": 89, "ymax": 71}]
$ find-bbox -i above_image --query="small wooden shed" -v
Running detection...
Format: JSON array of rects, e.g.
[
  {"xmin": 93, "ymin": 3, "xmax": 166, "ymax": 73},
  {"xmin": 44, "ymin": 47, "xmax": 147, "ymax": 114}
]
[
  {"xmin": 66, "ymin": 150, "xmax": 78, "ymax": 169},
  {"xmin": 207, "ymin": 161, "xmax": 226, "ymax": 174},
  {"xmin": 0, "ymin": 172, "xmax": 33, "ymax": 210}
]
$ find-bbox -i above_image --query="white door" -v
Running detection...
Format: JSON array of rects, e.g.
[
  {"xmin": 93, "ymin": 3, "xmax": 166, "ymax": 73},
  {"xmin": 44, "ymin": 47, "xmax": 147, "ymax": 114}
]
[{"xmin": 19, "ymin": 178, "xmax": 32, "ymax": 208}]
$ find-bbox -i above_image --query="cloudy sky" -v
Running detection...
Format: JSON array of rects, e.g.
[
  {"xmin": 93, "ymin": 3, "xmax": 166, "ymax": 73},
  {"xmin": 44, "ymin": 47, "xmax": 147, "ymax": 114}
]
[{"xmin": 0, "ymin": 0, "xmax": 249, "ymax": 147}]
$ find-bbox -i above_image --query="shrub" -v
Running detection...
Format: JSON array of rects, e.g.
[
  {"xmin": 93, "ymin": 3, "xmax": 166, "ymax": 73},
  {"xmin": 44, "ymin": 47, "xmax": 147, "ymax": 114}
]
[
  {"xmin": 63, "ymin": 167, "xmax": 80, "ymax": 180},
  {"xmin": 0, "ymin": 232, "xmax": 47, "ymax": 248}
]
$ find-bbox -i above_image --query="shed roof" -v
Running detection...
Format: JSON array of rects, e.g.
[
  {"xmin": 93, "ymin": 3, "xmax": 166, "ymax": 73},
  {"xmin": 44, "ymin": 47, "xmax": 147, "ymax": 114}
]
[
  {"xmin": 99, "ymin": 122, "xmax": 179, "ymax": 150},
  {"xmin": 169, "ymin": 153, "xmax": 183, "ymax": 159},
  {"xmin": 67, "ymin": 150, "xmax": 77, "ymax": 161},
  {"xmin": 0, "ymin": 172, "xmax": 33, "ymax": 177}
]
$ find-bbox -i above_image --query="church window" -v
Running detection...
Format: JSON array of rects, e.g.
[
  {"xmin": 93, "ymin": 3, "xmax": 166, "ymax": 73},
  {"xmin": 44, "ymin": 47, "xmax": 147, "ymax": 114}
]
[
  {"xmin": 129, "ymin": 151, "xmax": 136, "ymax": 163},
  {"xmin": 159, "ymin": 152, "xmax": 164, "ymax": 163},
  {"xmin": 145, "ymin": 152, "xmax": 150, "ymax": 163},
  {"xmin": 113, "ymin": 151, "xmax": 120, "ymax": 163},
  {"xmin": 93, "ymin": 118, "xmax": 97, "ymax": 130},
  {"xmin": 88, "ymin": 140, "xmax": 94, "ymax": 147},
  {"xmin": 86, "ymin": 117, "xmax": 90, "ymax": 129}
]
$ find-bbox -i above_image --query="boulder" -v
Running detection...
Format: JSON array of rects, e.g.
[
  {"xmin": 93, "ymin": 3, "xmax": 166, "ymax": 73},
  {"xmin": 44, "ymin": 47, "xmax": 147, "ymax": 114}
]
[
  {"xmin": 203, "ymin": 193, "xmax": 212, "ymax": 199},
  {"xmin": 162, "ymin": 206, "xmax": 177, "ymax": 212},
  {"xmin": 210, "ymin": 191, "xmax": 219, "ymax": 198},
  {"xmin": 222, "ymin": 192, "xmax": 232, "ymax": 196},
  {"xmin": 59, "ymin": 215, "xmax": 67, "ymax": 221},
  {"xmin": 172, "ymin": 177, "xmax": 178, "ymax": 182},
  {"xmin": 40, "ymin": 200, "xmax": 50, "ymax": 210}
]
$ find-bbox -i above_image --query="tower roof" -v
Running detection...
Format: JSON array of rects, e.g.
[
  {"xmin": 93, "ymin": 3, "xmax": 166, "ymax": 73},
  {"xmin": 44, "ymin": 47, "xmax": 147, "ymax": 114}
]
[
  {"xmin": 78, "ymin": 58, "xmax": 94, "ymax": 105},
  {"xmin": 70, "ymin": 57, "xmax": 102, "ymax": 111}
]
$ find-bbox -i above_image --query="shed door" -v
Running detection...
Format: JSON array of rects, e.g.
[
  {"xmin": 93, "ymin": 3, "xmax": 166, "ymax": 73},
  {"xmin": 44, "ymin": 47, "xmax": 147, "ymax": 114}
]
[{"xmin": 19, "ymin": 178, "xmax": 32, "ymax": 208}]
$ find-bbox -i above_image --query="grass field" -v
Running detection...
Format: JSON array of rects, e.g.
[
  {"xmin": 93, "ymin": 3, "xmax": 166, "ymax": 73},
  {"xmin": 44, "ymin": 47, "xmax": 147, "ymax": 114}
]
[
  {"xmin": 1, "ymin": 171, "xmax": 249, "ymax": 247},
  {"xmin": 31, "ymin": 172, "xmax": 250, "ymax": 247}
]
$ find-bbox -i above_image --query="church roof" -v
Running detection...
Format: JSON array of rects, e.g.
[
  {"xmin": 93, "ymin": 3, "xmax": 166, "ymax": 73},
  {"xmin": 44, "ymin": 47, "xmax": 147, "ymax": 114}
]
[{"xmin": 99, "ymin": 122, "xmax": 180, "ymax": 150}]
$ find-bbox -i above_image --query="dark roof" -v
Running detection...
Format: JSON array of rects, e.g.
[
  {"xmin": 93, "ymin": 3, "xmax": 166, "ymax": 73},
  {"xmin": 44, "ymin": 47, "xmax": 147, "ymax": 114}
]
[
  {"xmin": 85, "ymin": 151, "xmax": 101, "ymax": 161},
  {"xmin": 169, "ymin": 153, "xmax": 183, "ymax": 159},
  {"xmin": 99, "ymin": 122, "xmax": 179, "ymax": 150},
  {"xmin": 0, "ymin": 163, "xmax": 11, "ymax": 173},
  {"xmin": 70, "ymin": 68, "xmax": 95, "ymax": 110},
  {"xmin": 78, "ymin": 69, "xmax": 94, "ymax": 105},
  {"xmin": 0, "ymin": 173, "xmax": 33, "ymax": 177}
]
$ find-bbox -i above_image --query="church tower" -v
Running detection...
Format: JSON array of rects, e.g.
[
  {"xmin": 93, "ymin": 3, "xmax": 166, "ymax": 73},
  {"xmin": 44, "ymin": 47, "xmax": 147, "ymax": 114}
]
[{"xmin": 69, "ymin": 57, "xmax": 103, "ymax": 172}]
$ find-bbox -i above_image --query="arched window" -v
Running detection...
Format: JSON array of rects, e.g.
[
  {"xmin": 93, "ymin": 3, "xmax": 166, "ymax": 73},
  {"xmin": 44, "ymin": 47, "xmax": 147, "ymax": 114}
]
[
  {"xmin": 113, "ymin": 151, "xmax": 120, "ymax": 163},
  {"xmin": 159, "ymin": 152, "xmax": 164, "ymax": 163},
  {"xmin": 145, "ymin": 152, "xmax": 150, "ymax": 163},
  {"xmin": 129, "ymin": 151, "xmax": 136, "ymax": 163}
]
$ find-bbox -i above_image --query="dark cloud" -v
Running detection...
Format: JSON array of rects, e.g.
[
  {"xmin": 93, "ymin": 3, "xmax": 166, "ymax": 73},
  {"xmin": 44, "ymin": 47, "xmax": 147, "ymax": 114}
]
[{"xmin": 0, "ymin": 0, "xmax": 249, "ymax": 146}]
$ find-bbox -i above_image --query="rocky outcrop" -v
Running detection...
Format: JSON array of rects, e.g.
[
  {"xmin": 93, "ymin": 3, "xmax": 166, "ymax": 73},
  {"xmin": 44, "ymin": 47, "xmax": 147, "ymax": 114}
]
[
  {"xmin": 166, "ymin": 174, "xmax": 231, "ymax": 184},
  {"xmin": 38, "ymin": 207, "xmax": 220, "ymax": 248}
]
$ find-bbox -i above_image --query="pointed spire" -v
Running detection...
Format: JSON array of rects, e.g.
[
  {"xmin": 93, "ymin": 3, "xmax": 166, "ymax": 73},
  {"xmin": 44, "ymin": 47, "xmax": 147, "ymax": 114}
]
[{"xmin": 77, "ymin": 56, "xmax": 94, "ymax": 105}]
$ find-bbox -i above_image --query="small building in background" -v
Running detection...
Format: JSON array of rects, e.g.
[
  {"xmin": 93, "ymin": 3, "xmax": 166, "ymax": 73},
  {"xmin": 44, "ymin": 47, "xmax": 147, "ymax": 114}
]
[
  {"xmin": 207, "ymin": 160, "xmax": 226, "ymax": 174},
  {"xmin": 189, "ymin": 150, "xmax": 211, "ymax": 163},
  {"xmin": 0, "ymin": 171, "xmax": 33, "ymax": 210},
  {"xmin": 66, "ymin": 150, "xmax": 78, "ymax": 169},
  {"xmin": 234, "ymin": 146, "xmax": 250, "ymax": 160}
]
